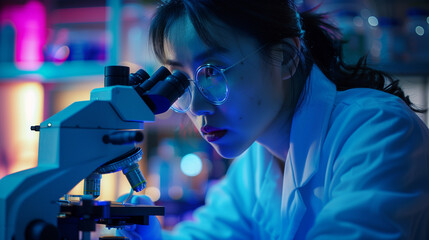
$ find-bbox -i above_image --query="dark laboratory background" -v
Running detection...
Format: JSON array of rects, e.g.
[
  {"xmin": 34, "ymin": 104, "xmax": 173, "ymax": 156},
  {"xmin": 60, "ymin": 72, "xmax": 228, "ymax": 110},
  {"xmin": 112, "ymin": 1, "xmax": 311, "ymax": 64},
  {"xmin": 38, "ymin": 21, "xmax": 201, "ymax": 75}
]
[{"xmin": 0, "ymin": 0, "xmax": 428, "ymax": 237}]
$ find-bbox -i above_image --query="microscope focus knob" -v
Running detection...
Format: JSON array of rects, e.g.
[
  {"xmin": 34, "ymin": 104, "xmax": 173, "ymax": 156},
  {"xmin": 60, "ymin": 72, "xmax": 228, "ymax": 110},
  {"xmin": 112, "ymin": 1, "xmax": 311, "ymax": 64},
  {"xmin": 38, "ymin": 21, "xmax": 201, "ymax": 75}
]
[
  {"xmin": 103, "ymin": 131, "xmax": 144, "ymax": 145},
  {"xmin": 25, "ymin": 219, "xmax": 59, "ymax": 240}
]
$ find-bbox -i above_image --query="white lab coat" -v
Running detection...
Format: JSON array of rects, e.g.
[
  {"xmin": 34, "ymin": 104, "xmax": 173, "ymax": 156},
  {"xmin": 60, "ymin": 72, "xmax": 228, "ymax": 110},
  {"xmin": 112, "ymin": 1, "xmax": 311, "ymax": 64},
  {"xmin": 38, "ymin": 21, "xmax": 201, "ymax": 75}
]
[{"xmin": 163, "ymin": 65, "xmax": 429, "ymax": 240}]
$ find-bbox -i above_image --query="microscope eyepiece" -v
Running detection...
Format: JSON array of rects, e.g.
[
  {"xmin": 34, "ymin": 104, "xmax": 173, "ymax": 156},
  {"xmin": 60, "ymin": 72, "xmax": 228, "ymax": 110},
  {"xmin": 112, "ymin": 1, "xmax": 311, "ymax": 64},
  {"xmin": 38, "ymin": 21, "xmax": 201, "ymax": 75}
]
[
  {"xmin": 133, "ymin": 68, "xmax": 190, "ymax": 115},
  {"xmin": 136, "ymin": 66, "xmax": 171, "ymax": 93},
  {"xmin": 104, "ymin": 66, "xmax": 130, "ymax": 87},
  {"xmin": 129, "ymin": 69, "xmax": 150, "ymax": 85},
  {"xmin": 106, "ymin": 64, "xmax": 191, "ymax": 115},
  {"xmin": 147, "ymin": 70, "xmax": 189, "ymax": 103}
]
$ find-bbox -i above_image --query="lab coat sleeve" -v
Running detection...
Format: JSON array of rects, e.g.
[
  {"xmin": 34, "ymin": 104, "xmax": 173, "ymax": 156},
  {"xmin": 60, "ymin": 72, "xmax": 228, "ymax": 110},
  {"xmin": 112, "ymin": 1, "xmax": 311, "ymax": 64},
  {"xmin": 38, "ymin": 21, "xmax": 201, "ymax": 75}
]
[
  {"xmin": 162, "ymin": 151, "xmax": 256, "ymax": 240},
  {"xmin": 307, "ymin": 101, "xmax": 429, "ymax": 239}
]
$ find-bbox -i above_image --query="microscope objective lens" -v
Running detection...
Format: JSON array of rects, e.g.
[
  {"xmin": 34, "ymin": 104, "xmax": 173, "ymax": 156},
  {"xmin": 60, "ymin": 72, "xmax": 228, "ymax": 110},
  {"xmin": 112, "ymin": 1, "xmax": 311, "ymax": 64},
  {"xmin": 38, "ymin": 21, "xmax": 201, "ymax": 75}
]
[
  {"xmin": 84, "ymin": 172, "xmax": 102, "ymax": 199},
  {"xmin": 123, "ymin": 163, "xmax": 147, "ymax": 192}
]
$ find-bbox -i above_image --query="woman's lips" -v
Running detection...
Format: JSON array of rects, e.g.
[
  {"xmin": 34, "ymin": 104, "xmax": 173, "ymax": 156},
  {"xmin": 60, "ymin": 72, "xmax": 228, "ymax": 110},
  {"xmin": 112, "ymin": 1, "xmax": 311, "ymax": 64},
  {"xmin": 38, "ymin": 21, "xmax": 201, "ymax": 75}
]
[{"xmin": 201, "ymin": 126, "xmax": 228, "ymax": 142}]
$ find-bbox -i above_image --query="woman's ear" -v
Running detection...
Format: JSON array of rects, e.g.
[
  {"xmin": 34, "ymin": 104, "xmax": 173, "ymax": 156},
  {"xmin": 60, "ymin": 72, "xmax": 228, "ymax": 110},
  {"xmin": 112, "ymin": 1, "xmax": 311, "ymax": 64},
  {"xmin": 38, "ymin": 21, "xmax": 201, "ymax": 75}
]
[{"xmin": 281, "ymin": 37, "xmax": 301, "ymax": 80}]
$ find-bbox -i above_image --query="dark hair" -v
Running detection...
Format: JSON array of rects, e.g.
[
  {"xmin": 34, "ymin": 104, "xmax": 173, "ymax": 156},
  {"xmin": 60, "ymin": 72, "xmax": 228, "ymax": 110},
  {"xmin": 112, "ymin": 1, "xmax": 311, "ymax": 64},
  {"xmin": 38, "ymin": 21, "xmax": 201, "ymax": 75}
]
[{"xmin": 149, "ymin": 0, "xmax": 425, "ymax": 113}]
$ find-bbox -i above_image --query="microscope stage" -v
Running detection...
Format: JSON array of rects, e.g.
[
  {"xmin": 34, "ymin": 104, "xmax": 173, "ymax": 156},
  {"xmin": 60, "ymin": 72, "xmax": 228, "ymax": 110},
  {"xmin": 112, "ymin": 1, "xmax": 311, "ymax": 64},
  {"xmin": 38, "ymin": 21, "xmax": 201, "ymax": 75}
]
[{"xmin": 58, "ymin": 199, "xmax": 164, "ymax": 229}]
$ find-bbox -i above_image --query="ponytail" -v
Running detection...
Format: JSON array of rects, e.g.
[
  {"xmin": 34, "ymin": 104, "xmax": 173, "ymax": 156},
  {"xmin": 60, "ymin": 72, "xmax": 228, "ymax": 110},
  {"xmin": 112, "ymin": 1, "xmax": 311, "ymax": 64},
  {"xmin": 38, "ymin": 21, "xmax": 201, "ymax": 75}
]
[{"xmin": 300, "ymin": 10, "xmax": 426, "ymax": 113}]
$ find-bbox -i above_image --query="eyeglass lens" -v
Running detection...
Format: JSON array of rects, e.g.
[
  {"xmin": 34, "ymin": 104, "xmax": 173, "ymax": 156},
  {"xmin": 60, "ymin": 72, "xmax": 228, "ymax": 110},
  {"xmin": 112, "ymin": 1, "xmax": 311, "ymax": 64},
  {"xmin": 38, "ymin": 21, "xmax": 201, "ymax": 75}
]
[{"xmin": 171, "ymin": 65, "xmax": 228, "ymax": 113}]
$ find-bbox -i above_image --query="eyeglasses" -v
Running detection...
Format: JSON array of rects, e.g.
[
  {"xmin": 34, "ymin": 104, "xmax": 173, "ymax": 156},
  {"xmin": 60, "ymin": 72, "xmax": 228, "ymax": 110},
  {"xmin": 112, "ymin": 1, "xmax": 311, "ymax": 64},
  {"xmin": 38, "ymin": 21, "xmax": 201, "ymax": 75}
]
[{"xmin": 171, "ymin": 44, "xmax": 267, "ymax": 113}]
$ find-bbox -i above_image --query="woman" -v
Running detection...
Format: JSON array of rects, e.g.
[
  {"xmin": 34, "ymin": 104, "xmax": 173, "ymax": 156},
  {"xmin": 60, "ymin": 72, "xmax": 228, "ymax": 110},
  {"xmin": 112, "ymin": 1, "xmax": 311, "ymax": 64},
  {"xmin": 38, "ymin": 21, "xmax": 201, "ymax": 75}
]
[{"xmin": 119, "ymin": 0, "xmax": 429, "ymax": 239}]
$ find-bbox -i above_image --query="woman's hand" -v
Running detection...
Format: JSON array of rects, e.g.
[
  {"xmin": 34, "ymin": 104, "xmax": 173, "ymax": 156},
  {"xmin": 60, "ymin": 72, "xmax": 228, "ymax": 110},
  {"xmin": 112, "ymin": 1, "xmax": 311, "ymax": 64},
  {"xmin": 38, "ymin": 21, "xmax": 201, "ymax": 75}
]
[{"xmin": 116, "ymin": 194, "xmax": 162, "ymax": 240}]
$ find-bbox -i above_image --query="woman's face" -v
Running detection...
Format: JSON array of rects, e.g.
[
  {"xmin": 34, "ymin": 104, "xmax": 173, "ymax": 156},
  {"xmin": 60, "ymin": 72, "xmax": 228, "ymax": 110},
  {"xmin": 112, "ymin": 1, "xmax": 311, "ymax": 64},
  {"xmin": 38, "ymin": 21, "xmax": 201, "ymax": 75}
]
[{"xmin": 165, "ymin": 16, "xmax": 291, "ymax": 159}]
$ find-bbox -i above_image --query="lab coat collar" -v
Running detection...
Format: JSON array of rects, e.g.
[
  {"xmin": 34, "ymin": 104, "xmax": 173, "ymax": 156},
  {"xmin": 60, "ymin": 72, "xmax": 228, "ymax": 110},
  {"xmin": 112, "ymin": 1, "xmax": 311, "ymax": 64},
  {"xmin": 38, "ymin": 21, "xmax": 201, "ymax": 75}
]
[
  {"xmin": 289, "ymin": 64, "xmax": 336, "ymax": 188},
  {"xmin": 280, "ymin": 65, "xmax": 336, "ymax": 238},
  {"xmin": 251, "ymin": 150, "xmax": 284, "ymax": 239}
]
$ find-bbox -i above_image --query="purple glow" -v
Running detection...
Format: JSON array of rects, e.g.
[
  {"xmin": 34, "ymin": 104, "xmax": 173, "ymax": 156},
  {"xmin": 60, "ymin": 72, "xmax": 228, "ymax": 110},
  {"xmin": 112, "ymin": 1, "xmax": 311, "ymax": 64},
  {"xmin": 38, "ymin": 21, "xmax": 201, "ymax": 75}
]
[
  {"xmin": 53, "ymin": 46, "xmax": 70, "ymax": 64},
  {"xmin": 0, "ymin": 1, "xmax": 47, "ymax": 70}
]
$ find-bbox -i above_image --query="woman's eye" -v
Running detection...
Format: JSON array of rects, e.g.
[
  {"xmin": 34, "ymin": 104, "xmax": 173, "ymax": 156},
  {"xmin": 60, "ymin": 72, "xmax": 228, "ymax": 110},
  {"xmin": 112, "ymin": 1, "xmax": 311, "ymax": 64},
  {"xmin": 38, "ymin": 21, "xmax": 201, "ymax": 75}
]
[
  {"xmin": 204, "ymin": 68, "xmax": 218, "ymax": 79},
  {"xmin": 207, "ymin": 68, "xmax": 214, "ymax": 75}
]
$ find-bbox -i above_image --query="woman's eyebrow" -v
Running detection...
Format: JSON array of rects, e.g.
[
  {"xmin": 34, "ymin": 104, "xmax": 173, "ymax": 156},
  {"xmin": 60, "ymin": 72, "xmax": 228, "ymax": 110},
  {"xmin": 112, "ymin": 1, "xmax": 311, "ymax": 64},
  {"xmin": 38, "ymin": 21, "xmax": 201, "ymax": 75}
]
[
  {"xmin": 165, "ymin": 59, "xmax": 183, "ymax": 67},
  {"xmin": 165, "ymin": 46, "xmax": 229, "ymax": 67},
  {"xmin": 194, "ymin": 46, "xmax": 228, "ymax": 63}
]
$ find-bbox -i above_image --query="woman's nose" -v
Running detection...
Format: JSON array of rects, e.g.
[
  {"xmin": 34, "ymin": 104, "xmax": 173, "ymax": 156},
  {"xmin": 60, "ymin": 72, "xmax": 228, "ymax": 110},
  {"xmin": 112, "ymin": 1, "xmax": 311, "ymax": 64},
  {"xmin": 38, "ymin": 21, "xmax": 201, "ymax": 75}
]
[{"xmin": 189, "ymin": 87, "xmax": 215, "ymax": 116}]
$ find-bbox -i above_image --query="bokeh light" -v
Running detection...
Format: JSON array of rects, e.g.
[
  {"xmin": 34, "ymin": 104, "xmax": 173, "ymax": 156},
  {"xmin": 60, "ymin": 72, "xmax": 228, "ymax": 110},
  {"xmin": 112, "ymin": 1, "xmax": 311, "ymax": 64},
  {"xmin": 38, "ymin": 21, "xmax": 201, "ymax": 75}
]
[
  {"xmin": 180, "ymin": 153, "xmax": 202, "ymax": 177},
  {"xmin": 53, "ymin": 45, "xmax": 70, "ymax": 64},
  {"xmin": 353, "ymin": 16, "xmax": 364, "ymax": 27},
  {"xmin": 145, "ymin": 186, "xmax": 161, "ymax": 202},
  {"xmin": 415, "ymin": 26, "xmax": 424, "ymax": 36},
  {"xmin": 368, "ymin": 16, "xmax": 379, "ymax": 27},
  {"xmin": 168, "ymin": 186, "xmax": 183, "ymax": 200}
]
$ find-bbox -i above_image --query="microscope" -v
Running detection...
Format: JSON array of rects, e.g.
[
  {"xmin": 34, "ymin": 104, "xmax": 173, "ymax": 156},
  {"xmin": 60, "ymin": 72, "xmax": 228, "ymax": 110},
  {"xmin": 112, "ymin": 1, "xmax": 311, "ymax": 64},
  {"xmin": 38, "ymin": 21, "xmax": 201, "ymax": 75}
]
[{"xmin": 0, "ymin": 65, "xmax": 189, "ymax": 240}]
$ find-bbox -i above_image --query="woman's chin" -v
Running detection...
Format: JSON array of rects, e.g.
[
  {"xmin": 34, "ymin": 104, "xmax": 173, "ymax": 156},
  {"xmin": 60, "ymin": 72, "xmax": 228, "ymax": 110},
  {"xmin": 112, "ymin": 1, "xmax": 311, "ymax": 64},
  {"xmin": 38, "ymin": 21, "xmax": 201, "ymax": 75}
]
[{"xmin": 211, "ymin": 143, "xmax": 247, "ymax": 160}]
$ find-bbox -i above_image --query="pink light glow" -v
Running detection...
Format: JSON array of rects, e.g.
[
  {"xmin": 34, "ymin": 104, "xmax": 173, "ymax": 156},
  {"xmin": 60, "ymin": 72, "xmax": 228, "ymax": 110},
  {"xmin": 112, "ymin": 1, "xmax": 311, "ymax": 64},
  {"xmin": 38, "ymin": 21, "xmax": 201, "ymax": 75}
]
[
  {"xmin": 0, "ymin": 1, "xmax": 47, "ymax": 70},
  {"xmin": 53, "ymin": 45, "xmax": 70, "ymax": 64},
  {"xmin": 50, "ymin": 7, "xmax": 107, "ymax": 24}
]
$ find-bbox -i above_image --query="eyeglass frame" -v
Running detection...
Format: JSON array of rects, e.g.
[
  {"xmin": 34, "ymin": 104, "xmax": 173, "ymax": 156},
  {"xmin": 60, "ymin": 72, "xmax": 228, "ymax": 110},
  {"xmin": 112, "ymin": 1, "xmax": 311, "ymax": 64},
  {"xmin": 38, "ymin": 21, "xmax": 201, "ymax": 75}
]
[{"xmin": 172, "ymin": 43, "xmax": 268, "ymax": 113}]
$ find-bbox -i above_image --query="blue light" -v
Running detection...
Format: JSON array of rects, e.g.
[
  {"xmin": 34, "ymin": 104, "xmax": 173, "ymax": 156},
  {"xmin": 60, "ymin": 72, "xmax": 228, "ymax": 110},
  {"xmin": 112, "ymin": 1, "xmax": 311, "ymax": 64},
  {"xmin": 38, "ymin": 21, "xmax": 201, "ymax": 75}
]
[
  {"xmin": 415, "ymin": 26, "xmax": 424, "ymax": 36},
  {"xmin": 368, "ymin": 16, "xmax": 378, "ymax": 27},
  {"xmin": 180, "ymin": 153, "xmax": 202, "ymax": 177}
]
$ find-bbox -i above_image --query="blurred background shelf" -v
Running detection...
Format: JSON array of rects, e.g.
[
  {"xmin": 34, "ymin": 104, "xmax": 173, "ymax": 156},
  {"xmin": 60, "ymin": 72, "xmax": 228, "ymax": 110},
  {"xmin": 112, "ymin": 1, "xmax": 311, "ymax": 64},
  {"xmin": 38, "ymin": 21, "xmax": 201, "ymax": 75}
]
[
  {"xmin": 369, "ymin": 62, "xmax": 429, "ymax": 76},
  {"xmin": 0, "ymin": 61, "xmax": 105, "ymax": 82}
]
